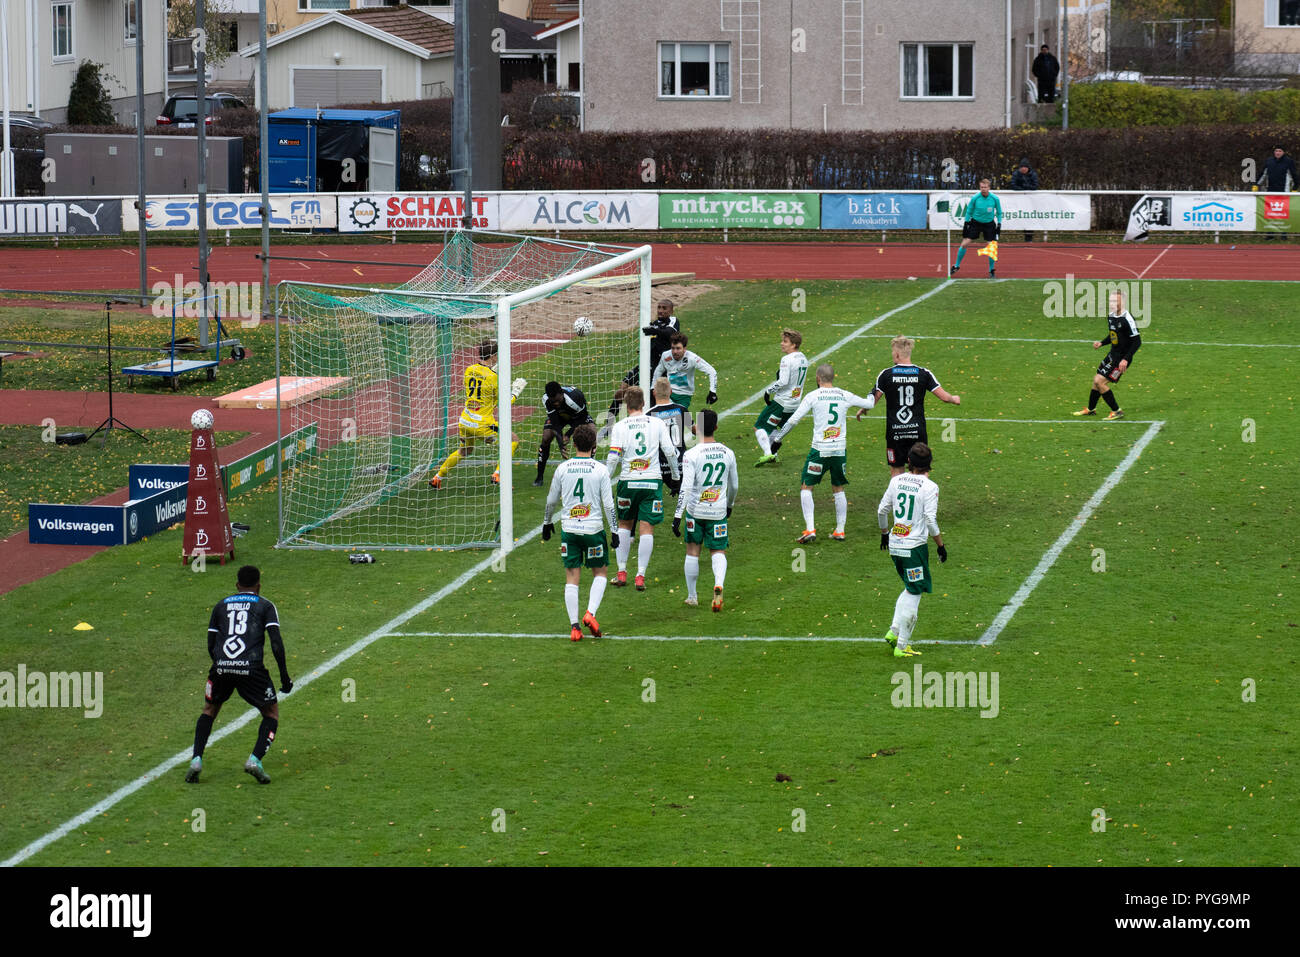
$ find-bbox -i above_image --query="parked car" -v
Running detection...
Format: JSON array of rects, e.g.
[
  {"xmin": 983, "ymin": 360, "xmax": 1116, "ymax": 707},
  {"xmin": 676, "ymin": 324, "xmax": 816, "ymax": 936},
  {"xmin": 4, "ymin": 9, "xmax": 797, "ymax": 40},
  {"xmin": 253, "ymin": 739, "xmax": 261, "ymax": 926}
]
[
  {"xmin": 156, "ymin": 93, "xmax": 245, "ymax": 128},
  {"xmin": 3, "ymin": 113, "xmax": 56, "ymax": 195}
]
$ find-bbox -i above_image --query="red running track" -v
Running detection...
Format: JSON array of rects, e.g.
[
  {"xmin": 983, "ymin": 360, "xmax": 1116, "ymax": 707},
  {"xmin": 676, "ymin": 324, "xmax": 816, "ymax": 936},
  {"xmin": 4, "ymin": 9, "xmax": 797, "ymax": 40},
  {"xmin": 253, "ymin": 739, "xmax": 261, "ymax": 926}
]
[{"xmin": 1, "ymin": 240, "xmax": 1296, "ymax": 288}]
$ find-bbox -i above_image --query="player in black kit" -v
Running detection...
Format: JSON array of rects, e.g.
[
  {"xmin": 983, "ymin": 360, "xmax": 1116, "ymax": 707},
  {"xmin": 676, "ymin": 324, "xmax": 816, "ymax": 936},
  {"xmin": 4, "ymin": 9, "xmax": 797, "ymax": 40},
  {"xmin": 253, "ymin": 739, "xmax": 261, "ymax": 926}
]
[
  {"xmin": 869, "ymin": 336, "xmax": 962, "ymax": 476},
  {"xmin": 1073, "ymin": 291, "xmax": 1141, "ymax": 420},
  {"xmin": 186, "ymin": 565, "xmax": 292, "ymax": 785},
  {"xmin": 535, "ymin": 381, "xmax": 596, "ymax": 486}
]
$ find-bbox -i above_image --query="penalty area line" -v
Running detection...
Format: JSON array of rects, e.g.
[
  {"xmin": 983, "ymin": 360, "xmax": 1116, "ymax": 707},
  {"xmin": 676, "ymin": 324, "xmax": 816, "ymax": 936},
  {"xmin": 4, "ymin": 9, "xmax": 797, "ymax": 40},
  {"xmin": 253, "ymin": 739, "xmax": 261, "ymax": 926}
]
[
  {"xmin": 977, "ymin": 419, "xmax": 1165, "ymax": 646},
  {"xmin": 1, "ymin": 526, "xmax": 543, "ymax": 868},
  {"xmin": 387, "ymin": 631, "xmax": 981, "ymax": 646}
]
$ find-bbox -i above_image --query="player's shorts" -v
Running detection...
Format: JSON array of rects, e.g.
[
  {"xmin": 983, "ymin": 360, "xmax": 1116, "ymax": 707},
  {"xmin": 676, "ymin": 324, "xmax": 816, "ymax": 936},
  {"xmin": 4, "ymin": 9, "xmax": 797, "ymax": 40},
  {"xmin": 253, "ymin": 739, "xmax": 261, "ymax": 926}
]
[
  {"xmin": 546, "ymin": 414, "xmax": 596, "ymax": 435},
  {"xmin": 889, "ymin": 542, "xmax": 933, "ymax": 595},
  {"xmin": 560, "ymin": 530, "xmax": 609, "ymax": 569},
  {"xmin": 206, "ymin": 665, "xmax": 277, "ymax": 710},
  {"xmin": 754, "ymin": 401, "xmax": 795, "ymax": 434},
  {"xmin": 1097, "ymin": 351, "xmax": 1130, "ymax": 383},
  {"xmin": 886, "ymin": 434, "xmax": 926, "ymax": 468},
  {"xmin": 963, "ymin": 219, "xmax": 998, "ymax": 241},
  {"xmin": 458, "ymin": 410, "xmax": 499, "ymax": 441},
  {"xmin": 671, "ymin": 393, "xmax": 692, "ymax": 410},
  {"xmin": 616, "ymin": 479, "xmax": 665, "ymax": 525},
  {"xmin": 684, "ymin": 513, "xmax": 729, "ymax": 550},
  {"xmin": 801, "ymin": 448, "xmax": 848, "ymax": 487}
]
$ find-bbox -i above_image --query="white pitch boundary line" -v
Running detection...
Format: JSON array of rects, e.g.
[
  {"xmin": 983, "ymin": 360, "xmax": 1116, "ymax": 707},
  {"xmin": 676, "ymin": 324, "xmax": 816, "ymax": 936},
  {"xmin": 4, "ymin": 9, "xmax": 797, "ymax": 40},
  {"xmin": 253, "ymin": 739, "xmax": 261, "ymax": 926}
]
[
  {"xmin": 977, "ymin": 419, "xmax": 1165, "ymax": 646},
  {"xmin": 717, "ymin": 279, "xmax": 954, "ymax": 420},
  {"xmin": 387, "ymin": 631, "xmax": 979, "ymax": 646},
  {"xmin": 834, "ymin": 332, "xmax": 1300, "ymax": 349},
  {"xmin": 1, "ymin": 526, "xmax": 543, "ymax": 869},
  {"xmin": 1137, "ymin": 245, "xmax": 1175, "ymax": 280}
]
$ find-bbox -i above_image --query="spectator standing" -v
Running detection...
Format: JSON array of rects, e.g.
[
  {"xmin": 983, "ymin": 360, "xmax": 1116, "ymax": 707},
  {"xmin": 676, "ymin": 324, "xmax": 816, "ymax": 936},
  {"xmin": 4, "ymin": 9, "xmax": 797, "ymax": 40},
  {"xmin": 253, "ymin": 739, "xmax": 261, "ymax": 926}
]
[
  {"xmin": 1032, "ymin": 45, "xmax": 1060, "ymax": 103},
  {"xmin": 1255, "ymin": 146, "xmax": 1297, "ymax": 193}
]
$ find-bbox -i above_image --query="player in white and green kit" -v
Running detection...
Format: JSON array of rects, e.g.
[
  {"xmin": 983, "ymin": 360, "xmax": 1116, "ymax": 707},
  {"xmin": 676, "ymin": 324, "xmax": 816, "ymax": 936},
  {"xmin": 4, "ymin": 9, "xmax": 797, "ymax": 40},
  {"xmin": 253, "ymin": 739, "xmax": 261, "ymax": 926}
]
[
  {"xmin": 769, "ymin": 363, "xmax": 875, "ymax": 543},
  {"xmin": 542, "ymin": 423, "xmax": 619, "ymax": 642},
  {"xmin": 754, "ymin": 328, "xmax": 809, "ymax": 466},
  {"xmin": 876, "ymin": 442, "xmax": 947, "ymax": 657},
  {"xmin": 652, "ymin": 333, "xmax": 719, "ymax": 410},
  {"xmin": 673, "ymin": 410, "xmax": 738, "ymax": 611},
  {"xmin": 605, "ymin": 386, "xmax": 681, "ymax": 591}
]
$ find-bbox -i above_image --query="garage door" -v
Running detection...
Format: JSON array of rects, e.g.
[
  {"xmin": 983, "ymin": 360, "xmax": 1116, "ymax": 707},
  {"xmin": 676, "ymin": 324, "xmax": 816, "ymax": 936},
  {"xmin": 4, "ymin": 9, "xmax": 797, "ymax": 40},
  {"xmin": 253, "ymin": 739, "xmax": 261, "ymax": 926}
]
[{"xmin": 292, "ymin": 69, "xmax": 383, "ymax": 108}]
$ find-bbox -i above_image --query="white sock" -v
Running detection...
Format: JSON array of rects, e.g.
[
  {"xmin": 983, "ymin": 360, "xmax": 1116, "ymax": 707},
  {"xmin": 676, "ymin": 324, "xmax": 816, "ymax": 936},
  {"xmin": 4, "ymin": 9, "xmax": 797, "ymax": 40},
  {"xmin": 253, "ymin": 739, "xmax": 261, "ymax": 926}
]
[
  {"xmin": 564, "ymin": 583, "xmax": 580, "ymax": 625},
  {"xmin": 755, "ymin": 429, "xmax": 772, "ymax": 455},
  {"xmin": 893, "ymin": 590, "xmax": 922, "ymax": 642},
  {"xmin": 711, "ymin": 551, "xmax": 727, "ymax": 590},
  {"xmin": 587, "ymin": 575, "xmax": 607, "ymax": 616},
  {"xmin": 684, "ymin": 555, "xmax": 700, "ymax": 599},
  {"xmin": 800, "ymin": 488, "xmax": 815, "ymax": 531},
  {"xmin": 637, "ymin": 533, "xmax": 654, "ymax": 577},
  {"xmin": 834, "ymin": 490, "xmax": 847, "ymax": 534},
  {"xmin": 616, "ymin": 527, "xmax": 632, "ymax": 572}
]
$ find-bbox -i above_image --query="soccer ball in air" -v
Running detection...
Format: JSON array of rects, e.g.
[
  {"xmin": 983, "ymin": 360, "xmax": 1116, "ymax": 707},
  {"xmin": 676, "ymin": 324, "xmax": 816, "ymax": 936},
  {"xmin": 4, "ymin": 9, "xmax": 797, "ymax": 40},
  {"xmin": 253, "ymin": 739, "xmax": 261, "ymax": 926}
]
[
  {"xmin": 573, "ymin": 316, "xmax": 594, "ymax": 337},
  {"xmin": 191, "ymin": 408, "xmax": 214, "ymax": 431}
]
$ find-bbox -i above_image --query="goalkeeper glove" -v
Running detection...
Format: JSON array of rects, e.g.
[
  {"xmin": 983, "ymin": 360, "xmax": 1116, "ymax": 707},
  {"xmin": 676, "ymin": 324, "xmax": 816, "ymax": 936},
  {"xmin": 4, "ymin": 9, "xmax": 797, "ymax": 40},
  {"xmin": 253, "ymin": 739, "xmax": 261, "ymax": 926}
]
[
  {"xmin": 642, "ymin": 326, "xmax": 656, "ymax": 335},
  {"xmin": 880, "ymin": 531, "xmax": 889, "ymax": 551},
  {"xmin": 609, "ymin": 530, "xmax": 619, "ymax": 551},
  {"xmin": 511, "ymin": 377, "xmax": 527, "ymax": 400},
  {"xmin": 542, "ymin": 522, "xmax": 554, "ymax": 542},
  {"xmin": 937, "ymin": 544, "xmax": 948, "ymax": 563},
  {"xmin": 280, "ymin": 677, "xmax": 293, "ymax": 695},
  {"xmin": 763, "ymin": 391, "xmax": 772, "ymax": 406},
  {"xmin": 707, "ymin": 391, "xmax": 718, "ymax": 405},
  {"xmin": 672, "ymin": 517, "xmax": 682, "ymax": 537}
]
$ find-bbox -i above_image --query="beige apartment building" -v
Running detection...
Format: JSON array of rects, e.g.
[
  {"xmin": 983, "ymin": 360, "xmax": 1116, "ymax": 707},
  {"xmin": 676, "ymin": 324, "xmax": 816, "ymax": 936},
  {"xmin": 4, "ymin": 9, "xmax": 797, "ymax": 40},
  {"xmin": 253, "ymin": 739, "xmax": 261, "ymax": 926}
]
[{"xmin": 581, "ymin": 0, "xmax": 1060, "ymax": 131}]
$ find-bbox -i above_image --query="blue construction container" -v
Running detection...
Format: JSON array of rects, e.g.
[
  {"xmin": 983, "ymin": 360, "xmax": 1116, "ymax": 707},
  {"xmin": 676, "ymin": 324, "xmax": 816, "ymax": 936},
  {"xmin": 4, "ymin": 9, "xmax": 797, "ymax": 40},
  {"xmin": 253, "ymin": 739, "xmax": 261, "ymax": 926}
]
[{"xmin": 266, "ymin": 109, "xmax": 401, "ymax": 194}]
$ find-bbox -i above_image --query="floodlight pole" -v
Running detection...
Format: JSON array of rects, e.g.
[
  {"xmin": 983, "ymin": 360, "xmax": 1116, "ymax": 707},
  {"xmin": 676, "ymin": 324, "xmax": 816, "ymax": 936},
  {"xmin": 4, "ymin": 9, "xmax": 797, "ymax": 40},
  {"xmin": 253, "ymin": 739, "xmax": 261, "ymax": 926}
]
[
  {"xmin": 135, "ymin": 0, "xmax": 147, "ymax": 298},
  {"xmin": 259, "ymin": 0, "xmax": 270, "ymax": 318},
  {"xmin": 197, "ymin": 0, "xmax": 210, "ymax": 348},
  {"xmin": 1061, "ymin": 0, "xmax": 1070, "ymax": 130},
  {"xmin": 453, "ymin": 0, "xmax": 473, "ymax": 229}
]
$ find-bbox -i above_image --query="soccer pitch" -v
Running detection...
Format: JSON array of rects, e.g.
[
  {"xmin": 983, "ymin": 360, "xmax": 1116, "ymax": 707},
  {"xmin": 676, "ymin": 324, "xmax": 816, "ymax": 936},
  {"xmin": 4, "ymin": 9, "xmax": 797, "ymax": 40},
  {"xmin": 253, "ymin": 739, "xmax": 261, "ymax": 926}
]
[{"xmin": 1, "ymin": 277, "xmax": 1295, "ymax": 866}]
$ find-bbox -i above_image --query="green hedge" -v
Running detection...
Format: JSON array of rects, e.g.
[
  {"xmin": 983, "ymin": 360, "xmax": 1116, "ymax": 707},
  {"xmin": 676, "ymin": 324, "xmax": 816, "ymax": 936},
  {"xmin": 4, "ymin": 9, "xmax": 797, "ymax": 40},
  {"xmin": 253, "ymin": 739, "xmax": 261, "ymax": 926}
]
[{"xmin": 1068, "ymin": 82, "xmax": 1300, "ymax": 128}]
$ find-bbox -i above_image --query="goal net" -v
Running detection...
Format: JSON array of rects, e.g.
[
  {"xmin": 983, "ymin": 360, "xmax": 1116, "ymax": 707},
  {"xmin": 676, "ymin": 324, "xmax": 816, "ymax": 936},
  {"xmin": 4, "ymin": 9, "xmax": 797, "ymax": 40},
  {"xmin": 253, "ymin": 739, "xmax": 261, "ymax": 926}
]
[{"xmin": 275, "ymin": 231, "xmax": 651, "ymax": 551}]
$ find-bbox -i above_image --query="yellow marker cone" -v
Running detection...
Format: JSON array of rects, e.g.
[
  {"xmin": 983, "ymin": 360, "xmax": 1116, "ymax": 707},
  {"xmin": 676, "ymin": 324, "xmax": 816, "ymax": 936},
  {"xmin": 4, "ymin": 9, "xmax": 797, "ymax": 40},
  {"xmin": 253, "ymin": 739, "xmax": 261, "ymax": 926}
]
[{"xmin": 74, "ymin": 622, "xmax": 94, "ymax": 631}]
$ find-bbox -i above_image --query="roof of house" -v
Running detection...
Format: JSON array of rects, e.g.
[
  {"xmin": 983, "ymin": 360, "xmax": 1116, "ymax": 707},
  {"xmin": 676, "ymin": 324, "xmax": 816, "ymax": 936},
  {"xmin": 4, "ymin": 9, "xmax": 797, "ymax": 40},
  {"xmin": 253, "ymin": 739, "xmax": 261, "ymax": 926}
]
[
  {"xmin": 500, "ymin": 11, "xmax": 556, "ymax": 51},
  {"xmin": 529, "ymin": 1, "xmax": 580, "ymax": 25},
  {"xmin": 342, "ymin": 6, "xmax": 455, "ymax": 56}
]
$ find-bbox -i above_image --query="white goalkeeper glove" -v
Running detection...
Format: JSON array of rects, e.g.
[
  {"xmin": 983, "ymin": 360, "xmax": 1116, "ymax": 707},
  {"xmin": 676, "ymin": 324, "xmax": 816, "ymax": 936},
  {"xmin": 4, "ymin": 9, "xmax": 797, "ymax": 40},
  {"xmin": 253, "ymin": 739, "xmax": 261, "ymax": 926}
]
[{"xmin": 511, "ymin": 377, "xmax": 527, "ymax": 400}]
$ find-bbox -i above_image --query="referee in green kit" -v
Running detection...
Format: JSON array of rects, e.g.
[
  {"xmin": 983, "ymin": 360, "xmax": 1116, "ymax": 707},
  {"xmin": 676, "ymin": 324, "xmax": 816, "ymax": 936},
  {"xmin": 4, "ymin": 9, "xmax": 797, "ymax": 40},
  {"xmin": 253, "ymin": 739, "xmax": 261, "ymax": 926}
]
[{"xmin": 950, "ymin": 178, "xmax": 1002, "ymax": 278}]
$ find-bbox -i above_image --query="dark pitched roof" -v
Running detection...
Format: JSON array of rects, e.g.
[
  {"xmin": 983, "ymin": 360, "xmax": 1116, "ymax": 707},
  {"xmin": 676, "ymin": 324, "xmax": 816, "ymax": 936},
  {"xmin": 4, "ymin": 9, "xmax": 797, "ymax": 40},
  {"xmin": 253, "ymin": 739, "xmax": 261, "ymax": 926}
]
[
  {"xmin": 342, "ymin": 6, "xmax": 455, "ymax": 56},
  {"xmin": 501, "ymin": 11, "xmax": 555, "ymax": 51},
  {"xmin": 528, "ymin": 1, "xmax": 579, "ymax": 25}
]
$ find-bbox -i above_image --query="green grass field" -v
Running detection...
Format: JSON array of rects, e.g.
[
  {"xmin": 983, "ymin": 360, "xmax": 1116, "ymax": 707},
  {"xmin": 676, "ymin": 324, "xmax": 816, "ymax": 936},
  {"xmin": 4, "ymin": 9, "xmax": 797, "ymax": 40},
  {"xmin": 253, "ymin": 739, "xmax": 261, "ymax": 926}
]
[{"xmin": 1, "ymin": 277, "xmax": 1295, "ymax": 866}]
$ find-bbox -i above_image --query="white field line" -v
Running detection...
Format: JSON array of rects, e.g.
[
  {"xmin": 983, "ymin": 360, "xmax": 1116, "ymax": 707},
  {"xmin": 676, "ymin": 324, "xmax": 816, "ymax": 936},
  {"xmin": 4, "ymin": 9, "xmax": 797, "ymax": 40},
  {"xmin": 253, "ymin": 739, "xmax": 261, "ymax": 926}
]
[
  {"xmin": 976, "ymin": 419, "xmax": 1165, "ymax": 646},
  {"xmin": 1, "ymin": 525, "xmax": 542, "ymax": 868},
  {"xmin": 717, "ymin": 279, "xmax": 955, "ymax": 420},
  {"xmin": 388, "ymin": 631, "xmax": 980, "ymax": 646},
  {"xmin": 1137, "ymin": 245, "xmax": 1175, "ymax": 280},
  {"xmin": 833, "ymin": 332, "xmax": 1300, "ymax": 349}
]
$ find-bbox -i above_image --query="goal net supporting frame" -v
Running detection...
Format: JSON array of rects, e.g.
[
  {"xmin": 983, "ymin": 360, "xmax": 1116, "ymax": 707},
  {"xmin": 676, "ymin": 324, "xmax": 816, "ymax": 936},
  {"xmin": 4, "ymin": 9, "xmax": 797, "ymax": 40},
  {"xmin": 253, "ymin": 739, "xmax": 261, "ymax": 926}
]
[{"xmin": 271, "ymin": 232, "xmax": 653, "ymax": 554}]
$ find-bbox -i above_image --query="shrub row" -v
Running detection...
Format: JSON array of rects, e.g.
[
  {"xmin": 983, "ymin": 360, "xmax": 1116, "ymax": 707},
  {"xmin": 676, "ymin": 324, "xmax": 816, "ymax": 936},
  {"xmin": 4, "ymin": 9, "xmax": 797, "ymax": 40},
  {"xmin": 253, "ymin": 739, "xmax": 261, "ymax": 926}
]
[{"xmin": 1067, "ymin": 82, "xmax": 1300, "ymax": 128}]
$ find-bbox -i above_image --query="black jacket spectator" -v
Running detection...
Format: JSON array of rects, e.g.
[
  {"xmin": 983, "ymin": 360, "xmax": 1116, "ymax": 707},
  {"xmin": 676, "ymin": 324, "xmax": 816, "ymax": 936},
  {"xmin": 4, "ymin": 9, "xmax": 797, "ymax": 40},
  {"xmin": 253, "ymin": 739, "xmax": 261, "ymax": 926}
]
[
  {"xmin": 1010, "ymin": 158, "xmax": 1039, "ymax": 241},
  {"xmin": 1258, "ymin": 149, "xmax": 1297, "ymax": 192},
  {"xmin": 1032, "ymin": 48, "xmax": 1060, "ymax": 103}
]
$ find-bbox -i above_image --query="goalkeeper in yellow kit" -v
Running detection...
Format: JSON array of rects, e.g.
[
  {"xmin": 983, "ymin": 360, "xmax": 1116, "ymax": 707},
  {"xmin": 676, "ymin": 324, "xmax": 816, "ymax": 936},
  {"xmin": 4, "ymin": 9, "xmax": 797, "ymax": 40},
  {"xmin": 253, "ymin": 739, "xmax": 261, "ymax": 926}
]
[{"xmin": 429, "ymin": 340, "xmax": 526, "ymax": 489}]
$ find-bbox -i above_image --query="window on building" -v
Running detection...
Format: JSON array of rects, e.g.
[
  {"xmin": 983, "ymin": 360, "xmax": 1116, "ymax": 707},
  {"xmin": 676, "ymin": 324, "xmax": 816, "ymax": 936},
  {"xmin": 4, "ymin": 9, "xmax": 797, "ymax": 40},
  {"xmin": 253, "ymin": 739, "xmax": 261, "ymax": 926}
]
[
  {"xmin": 1267, "ymin": 0, "xmax": 1300, "ymax": 26},
  {"xmin": 901, "ymin": 43, "xmax": 974, "ymax": 99},
  {"xmin": 124, "ymin": 0, "xmax": 137, "ymax": 42},
  {"xmin": 299, "ymin": 0, "xmax": 350, "ymax": 11},
  {"xmin": 659, "ymin": 42, "xmax": 730, "ymax": 98},
  {"xmin": 52, "ymin": 2, "xmax": 73, "ymax": 60}
]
